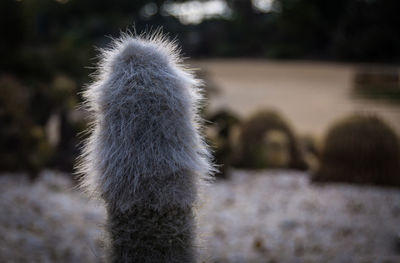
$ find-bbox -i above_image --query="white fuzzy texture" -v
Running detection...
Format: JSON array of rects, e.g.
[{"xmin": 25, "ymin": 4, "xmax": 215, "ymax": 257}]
[{"xmin": 77, "ymin": 32, "xmax": 214, "ymax": 212}]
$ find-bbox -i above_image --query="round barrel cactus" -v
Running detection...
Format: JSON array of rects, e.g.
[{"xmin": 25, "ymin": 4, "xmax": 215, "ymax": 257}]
[
  {"xmin": 233, "ymin": 110, "xmax": 307, "ymax": 170},
  {"xmin": 313, "ymin": 114, "xmax": 400, "ymax": 187}
]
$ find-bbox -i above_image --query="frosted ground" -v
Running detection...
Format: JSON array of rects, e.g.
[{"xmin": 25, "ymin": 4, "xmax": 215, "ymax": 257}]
[{"xmin": 0, "ymin": 170, "xmax": 399, "ymax": 263}]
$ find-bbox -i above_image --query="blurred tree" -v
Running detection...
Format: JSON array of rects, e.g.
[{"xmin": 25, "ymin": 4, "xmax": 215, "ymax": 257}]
[
  {"xmin": 272, "ymin": 0, "xmax": 400, "ymax": 61},
  {"xmin": 332, "ymin": 0, "xmax": 400, "ymax": 62},
  {"xmin": 0, "ymin": 0, "xmax": 25, "ymax": 71}
]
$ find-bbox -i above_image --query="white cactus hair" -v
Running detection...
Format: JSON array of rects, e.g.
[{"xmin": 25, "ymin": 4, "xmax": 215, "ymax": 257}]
[{"xmin": 76, "ymin": 29, "xmax": 214, "ymax": 213}]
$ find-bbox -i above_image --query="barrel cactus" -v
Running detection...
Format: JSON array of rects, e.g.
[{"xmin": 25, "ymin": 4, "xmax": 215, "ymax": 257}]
[
  {"xmin": 233, "ymin": 110, "xmax": 307, "ymax": 170},
  {"xmin": 77, "ymin": 31, "xmax": 213, "ymax": 262},
  {"xmin": 313, "ymin": 114, "xmax": 400, "ymax": 187}
]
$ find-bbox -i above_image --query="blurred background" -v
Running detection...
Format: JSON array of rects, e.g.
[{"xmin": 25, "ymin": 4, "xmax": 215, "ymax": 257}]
[{"xmin": 1, "ymin": 0, "xmax": 400, "ymax": 262}]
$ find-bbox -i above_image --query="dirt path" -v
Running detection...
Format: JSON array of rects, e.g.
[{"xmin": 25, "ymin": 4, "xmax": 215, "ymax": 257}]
[{"xmin": 193, "ymin": 59, "xmax": 400, "ymax": 136}]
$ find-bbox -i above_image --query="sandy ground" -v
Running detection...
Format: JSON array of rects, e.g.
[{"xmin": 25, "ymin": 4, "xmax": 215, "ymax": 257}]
[
  {"xmin": 0, "ymin": 170, "xmax": 399, "ymax": 263},
  {"xmin": 192, "ymin": 59, "xmax": 400, "ymax": 136}
]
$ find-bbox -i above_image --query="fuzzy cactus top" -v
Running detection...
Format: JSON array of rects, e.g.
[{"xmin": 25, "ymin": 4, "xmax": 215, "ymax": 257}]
[{"xmin": 77, "ymin": 32, "xmax": 214, "ymax": 213}]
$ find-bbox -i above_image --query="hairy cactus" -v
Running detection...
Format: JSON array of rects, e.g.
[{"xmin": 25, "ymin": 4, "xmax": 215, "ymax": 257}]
[
  {"xmin": 313, "ymin": 114, "xmax": 400, "ymax": 187},
  {"xmin": 77, "ymin": 32, "xmax": 213, "ymax": 262}
]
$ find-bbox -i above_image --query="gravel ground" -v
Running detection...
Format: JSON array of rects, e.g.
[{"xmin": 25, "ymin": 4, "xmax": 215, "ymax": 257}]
[
  {"xmin": 198, "ymin": 170, "xmax": 400, "ymax": 263},
  {"xmin": 0, "ymin": 170, "xmax": 399, "ymax": 263},
  {"xmin": 0, "ymin": 171, "xmax": 106, "ymax": 263}
]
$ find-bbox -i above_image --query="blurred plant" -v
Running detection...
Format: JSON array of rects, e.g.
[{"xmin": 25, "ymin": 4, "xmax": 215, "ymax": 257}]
[
  {"xmin": 77, "ymin": 32, "xmax": 213, "ymax": 262},
  {"xmin": 352, "ymin": 68, "xmax": 400, "ymax": 104},
  {"xmin": 299, "ymin": 134, "xmax": 321, "ymax": 173},
  {"xmin": 313, "ymin": 114, "xmax": 400, "ymax": 187},
  {"xmin": 205, "ymin": 109, "xmax": 241, "ymax": 178},
  {"xmin": 0, "ymin": 75, "xmax": 53, "ymax": 175},
  {"xmin": 46, "ymin": 74, "xmax": 85, "ymax": 172},
  {"xmin": 0, "ymin": 70, "xmax": 83, "ymax": 175},
  {"xmin": 233, "ymin": 110, "xmax": 307, "ymax": 170},
  {"xmin": 51, "ymin": 75, "xmax": 78, "ymax": 110}
]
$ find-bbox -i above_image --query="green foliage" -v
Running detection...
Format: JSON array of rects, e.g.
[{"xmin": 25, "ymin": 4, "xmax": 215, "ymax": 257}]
[
  {"xmin": 233, "ymin": 110, "xmax": 307, "ymax": 170},
  {"xmin": 313, "ymin": 114, "xmax": 400, "ymax": 187}
]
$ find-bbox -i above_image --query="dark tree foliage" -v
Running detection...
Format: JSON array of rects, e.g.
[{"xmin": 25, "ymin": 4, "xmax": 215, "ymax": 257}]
[
  {"xmin": 268, "ymin": 0, "xmax": 400, "ymax": 61},
  {"xmin": 0, "ymin": 0, "xmax": 177, "ymax": 175}
]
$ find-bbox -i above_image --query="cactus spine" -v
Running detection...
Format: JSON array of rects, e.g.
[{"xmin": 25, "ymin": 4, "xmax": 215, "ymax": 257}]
[{"xmin": 77, "ymin": 31, "xmax": 213, "ymax": 262}]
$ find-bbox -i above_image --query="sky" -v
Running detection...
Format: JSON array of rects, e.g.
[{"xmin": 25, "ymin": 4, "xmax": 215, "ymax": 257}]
[{"xmin": 160, "ymin": 0, "xmax": 273, "ymax": 24}]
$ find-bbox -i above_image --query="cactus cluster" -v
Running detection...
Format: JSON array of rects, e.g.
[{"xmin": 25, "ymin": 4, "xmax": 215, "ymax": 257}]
[{"xmin": 77, "ymin": 32, "xmax": 213, "ymax": 262}]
